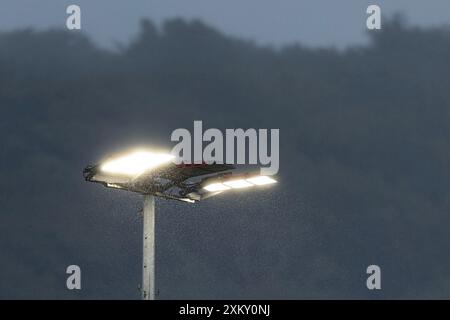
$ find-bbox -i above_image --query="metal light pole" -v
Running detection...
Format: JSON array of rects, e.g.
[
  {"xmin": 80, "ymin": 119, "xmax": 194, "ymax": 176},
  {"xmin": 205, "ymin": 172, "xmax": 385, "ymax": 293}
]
[{"xmin": 142, "ymin": 195, "xmax": 155, "ymax": 300}]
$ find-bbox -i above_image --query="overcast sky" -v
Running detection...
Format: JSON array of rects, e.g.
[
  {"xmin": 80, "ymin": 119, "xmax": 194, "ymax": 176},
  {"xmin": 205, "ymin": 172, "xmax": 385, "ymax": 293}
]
[
  {"xmin": 1, "ymin": 0, "xmax": 450, "ymax": 48},
  {"xmin": 3, "ymin": 0, "xmax": 450, "ymax": 300}
]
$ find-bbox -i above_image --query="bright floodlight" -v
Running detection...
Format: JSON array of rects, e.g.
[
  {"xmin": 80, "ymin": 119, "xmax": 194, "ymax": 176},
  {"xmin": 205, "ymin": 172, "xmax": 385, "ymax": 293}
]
[
  {"xmin": 100, "ymin": 150, "xmax": 174, "ymax": 176},
  {"xmin": 203, "ymin": 183, "xmax": 231, "ymax": 192},
  {"xmin": 203, "ymin": 175, "xmax": 277, "ymax": 192},
  {"xmin": 246, "ymin": 175, "xmax": 277, "ymax": 186},
  {"xmin": 223, "ymin": 179, "xmax": 253, "ymax": 189}
]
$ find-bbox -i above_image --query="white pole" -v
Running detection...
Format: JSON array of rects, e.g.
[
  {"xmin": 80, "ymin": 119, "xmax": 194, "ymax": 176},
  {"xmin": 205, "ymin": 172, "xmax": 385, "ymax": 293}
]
[{"xmin": 142, "ymin": 195, "xmax": 155, "ymax": 300}]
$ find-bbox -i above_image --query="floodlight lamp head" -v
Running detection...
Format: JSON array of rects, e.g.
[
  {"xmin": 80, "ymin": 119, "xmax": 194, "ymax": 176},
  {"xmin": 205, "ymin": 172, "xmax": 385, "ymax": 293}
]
[
  {"xmin": 99, "ymin": 150, "xmax": 175, "ymax": 177},
  {"xmin": 201, "ymin": 173, "xmax": 277, "ymax": 194},
  {"xmin": 84, "ymin": 148, "xmax": 277, "ymax": 203}
]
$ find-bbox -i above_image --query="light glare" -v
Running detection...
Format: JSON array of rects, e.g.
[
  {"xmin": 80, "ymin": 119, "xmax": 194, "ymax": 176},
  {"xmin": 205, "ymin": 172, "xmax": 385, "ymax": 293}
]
[
  {"xmin": 203, "ymin": 183, "xmax": 230, "ymax": 192},
  {"xmin": 223, "ymin": 179, "xmax": 253, "ymax": 189},
  {"xmin": 246, "ymin": 176, "xmax": 277, "ymax": 186},
  {"xmin": 101, "ymin": 151, "xmax": 174, "ymax": 176}
]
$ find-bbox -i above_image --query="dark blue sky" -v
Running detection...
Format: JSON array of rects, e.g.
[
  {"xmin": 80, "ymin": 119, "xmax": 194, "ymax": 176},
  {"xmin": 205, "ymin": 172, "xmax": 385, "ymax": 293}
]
[{"xmin": 1, "ymin": 0, "xmax": 450, "ymax": 48}]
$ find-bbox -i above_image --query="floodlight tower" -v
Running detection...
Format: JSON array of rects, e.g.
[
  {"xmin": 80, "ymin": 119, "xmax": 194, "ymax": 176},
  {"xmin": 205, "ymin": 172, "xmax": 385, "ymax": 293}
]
[{"xmin": 83, "ymin": 149, "xmax": 277, "ymax": 300}]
